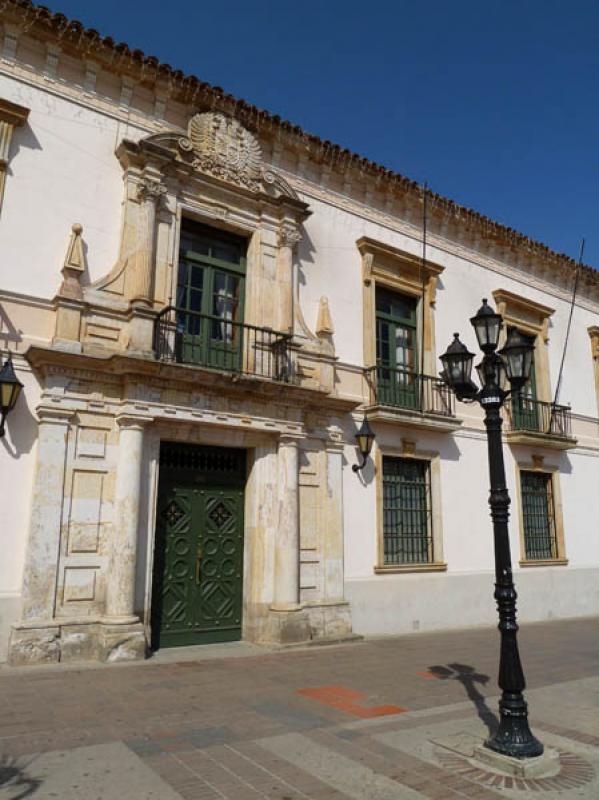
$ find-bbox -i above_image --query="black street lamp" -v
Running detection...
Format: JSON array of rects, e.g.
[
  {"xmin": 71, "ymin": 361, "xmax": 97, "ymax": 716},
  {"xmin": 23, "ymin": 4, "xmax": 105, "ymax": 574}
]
[
  {"xmin": 440, "ymin": 299, "xmax": 543, "ymax": 759},
  {"xmin": 352, "ymin": 414, "xmax": 375, "ymax": 473},
  {"xmin": 0, "ymin": 355, "xmax": 23, "ymax": 439}
]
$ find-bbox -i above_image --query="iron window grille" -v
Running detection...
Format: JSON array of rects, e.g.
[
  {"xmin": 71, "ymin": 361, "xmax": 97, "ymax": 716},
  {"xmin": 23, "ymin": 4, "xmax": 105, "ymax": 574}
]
[
  {"xmin": 520, "ymin": 471, "xmax": 558, "ymax": 560},
  {"xmin": 382, "ymin": 457, "xmax": 433, "ymax": 565}
]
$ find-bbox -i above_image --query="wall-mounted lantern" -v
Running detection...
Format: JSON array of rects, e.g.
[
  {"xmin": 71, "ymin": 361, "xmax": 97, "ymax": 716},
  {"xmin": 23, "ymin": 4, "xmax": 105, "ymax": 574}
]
[
  {"xmin": 0, "ymin": 356, "xmax": 23, "ymax": 438},
  {"xmin": 352, "ymin": 414, "xmax": 375, "ymax": 473}
]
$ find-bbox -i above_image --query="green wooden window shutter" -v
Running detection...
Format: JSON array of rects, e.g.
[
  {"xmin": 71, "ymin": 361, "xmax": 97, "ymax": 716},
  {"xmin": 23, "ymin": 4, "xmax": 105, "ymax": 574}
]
[{"xmin": 375, "ymin": 287, "xmax": 419, "ymax": 409}]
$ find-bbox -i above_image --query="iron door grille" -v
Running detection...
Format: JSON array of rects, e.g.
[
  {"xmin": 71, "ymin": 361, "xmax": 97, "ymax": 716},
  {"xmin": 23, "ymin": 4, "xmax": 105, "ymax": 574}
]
[
  {"xmin": 382, "ymin": 457, "xmax": 433, "ymax": 564},
  {"xmin": 520, "ymin": 471, "xmax": 558, "ymax": 560}
]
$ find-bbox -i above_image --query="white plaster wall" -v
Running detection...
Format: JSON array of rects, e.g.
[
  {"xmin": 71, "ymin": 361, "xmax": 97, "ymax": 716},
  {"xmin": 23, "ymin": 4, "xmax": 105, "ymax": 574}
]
[
  {"xmin": 0, "ymin": 62, "xmax": 598, "ymax": 654},
  {"xmin": 558, "ymin": 449, "xmax": 599, "ymax": 566},
  {"xmin": 0, "ymin": 361, "xmax": 40, "ymax": 658},
  {"xmin": 0, "ymin": 72, "xmax": 149, "ymax": 299},
  {"xmin": 298, "ymin": 189, "xmax": 599, "ymax": 417},
  {"xmin": 346, "ymin": 568, "xmax": 599, "ymax": 636}
]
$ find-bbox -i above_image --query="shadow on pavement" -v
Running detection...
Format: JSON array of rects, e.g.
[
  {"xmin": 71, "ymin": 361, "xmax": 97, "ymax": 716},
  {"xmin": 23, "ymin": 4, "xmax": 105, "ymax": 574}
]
[
  {"xmin": 428, "ymin": 662, "xmax": 498, "ymax": 736},
  {"xmin": 0, "ymin": 755, "xmax": 41, "ymax": 799}
]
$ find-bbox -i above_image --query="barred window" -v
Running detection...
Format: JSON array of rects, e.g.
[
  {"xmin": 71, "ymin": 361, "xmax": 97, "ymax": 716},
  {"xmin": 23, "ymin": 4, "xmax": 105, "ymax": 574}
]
[
  {"xmin": 520, "ymin": 471, "xmax": 558, "ymax": 560},
  {"xmin": 382, "ymin": 457, "xmax": 433, "ymax": 564}
]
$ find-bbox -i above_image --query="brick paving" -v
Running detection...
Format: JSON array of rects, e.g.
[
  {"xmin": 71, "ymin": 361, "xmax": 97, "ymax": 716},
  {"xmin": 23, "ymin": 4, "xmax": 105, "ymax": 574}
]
[{"xmin": 0, "ymin": 617, "xmax": 598, "ymax": 798}]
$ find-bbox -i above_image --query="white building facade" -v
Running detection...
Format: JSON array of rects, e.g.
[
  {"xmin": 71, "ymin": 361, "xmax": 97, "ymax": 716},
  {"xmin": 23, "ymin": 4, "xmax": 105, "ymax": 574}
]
[{"xmin": 1, "ymin": 2, "xmax": 598, "ymax": 665}]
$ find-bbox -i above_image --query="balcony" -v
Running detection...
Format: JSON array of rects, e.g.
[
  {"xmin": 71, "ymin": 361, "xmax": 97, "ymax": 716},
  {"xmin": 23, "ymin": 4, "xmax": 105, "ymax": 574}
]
[
  {"xmin": 505, "ymin": 396, "xmax": 577, "ymax": 450},
  {"xmin": 154, "ymin": 307, "xmax": 294, "ymax": 383},
  {"xmin": 364, "ymin": 366, "xmax": 461, "ymax": 432}
]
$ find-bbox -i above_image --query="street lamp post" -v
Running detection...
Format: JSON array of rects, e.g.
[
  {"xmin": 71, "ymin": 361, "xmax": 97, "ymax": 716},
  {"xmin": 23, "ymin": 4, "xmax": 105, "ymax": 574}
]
[{"xmin": 440, "ymin": 299, "xmax": 543, "ymax": 759}]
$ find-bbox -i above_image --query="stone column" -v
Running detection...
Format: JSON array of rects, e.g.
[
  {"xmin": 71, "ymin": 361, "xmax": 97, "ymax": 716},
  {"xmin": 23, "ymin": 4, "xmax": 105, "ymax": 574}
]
[
  {"xmin": 8, "ymin": 407, "xmax": 73, "ymax": 665},
  {"xmin": 277, "ymin": 224, "xmax": 301, "ymax": 333},
  {"xmin": 100, "ymin": 414, "xmax": 150, "ymax": 661},
  {"xmin": 270, "ymin": 434, "xmax": 310, "ymax": 643},
  {"xmin": 105, "ymin": 416, "xmax": 147, "ymax": 621}
]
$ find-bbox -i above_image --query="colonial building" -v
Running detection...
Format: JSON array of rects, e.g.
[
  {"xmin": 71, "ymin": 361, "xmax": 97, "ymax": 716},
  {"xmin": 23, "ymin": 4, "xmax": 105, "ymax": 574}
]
[{"xmin": 1, "ymin": 1, "xmax": 598, "ymax": 666}]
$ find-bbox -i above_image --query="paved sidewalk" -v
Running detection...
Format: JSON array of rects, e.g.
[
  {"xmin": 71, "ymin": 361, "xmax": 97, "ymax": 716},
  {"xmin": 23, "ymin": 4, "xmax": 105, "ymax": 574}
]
[{"xmin": 1, "ymin": 617, "xmax": 598, "ymax": 799}]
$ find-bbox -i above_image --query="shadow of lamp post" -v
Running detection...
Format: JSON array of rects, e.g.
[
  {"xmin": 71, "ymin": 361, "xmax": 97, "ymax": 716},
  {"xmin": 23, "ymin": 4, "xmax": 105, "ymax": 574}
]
[
  {"xmin": 0, "ymin": 355, "xmax": 23, "ymax": 439},
  {"xmin": 439, "ymin": 299, "xmax": 543, "ymax": 759}
]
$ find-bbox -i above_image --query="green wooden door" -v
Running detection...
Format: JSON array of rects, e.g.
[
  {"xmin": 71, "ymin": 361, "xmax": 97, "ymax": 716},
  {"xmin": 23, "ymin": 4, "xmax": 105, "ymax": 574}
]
[
  {"xmin": 175, "ymin": 221, "xmax": 246, "ymax": 371},
  {"xmin": 375, "ymin": 287, "xmax": 419, "ymax": 409},
  {"xmin": 151, "ymin": 445, "xmax": 245, "ymax": 649}
]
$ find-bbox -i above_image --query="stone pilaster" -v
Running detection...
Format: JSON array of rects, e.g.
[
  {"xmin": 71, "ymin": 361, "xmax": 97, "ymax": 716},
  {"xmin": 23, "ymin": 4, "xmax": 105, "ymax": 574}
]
[
  {"xmin": 323, "ymin": 441, "xmax": 345, "ymax": 603},
  {"xmin": 129, "ymin": 176, "xmax": 166, "ymax": 306},
  {"xmin": 277, "ymin": 223, "xmax": 301, "ymax": 334},
  {"xmin": 270, "ymin": 434, "xmax": 311, "ymax": 643},
  {"xmin": 8, "ymin": 407, "xmax": 73, "ymax": 665},
  {"xmin": 100, "ymin": 413, "xmax": 151, "ymax": 661},
  {"xmin": 309, "ymin": 439, "xmax": 353, "ymax": 640}
]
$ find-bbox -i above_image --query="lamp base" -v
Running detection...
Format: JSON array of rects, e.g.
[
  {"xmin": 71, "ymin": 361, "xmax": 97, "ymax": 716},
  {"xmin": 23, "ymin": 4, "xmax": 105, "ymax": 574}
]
[
  {"xmin": 485, "ymin": 717, "xmax": 544, "ymax": 759},
  {"xmin": 475, "ymin": 745, "xmax": 558, "ymax": 778}
]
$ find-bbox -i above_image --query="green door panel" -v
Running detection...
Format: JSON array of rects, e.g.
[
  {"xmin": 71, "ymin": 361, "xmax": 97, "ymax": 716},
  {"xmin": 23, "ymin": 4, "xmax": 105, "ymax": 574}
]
[
  {"xmin": 511, "ymin": 331, "xmax": 539, "ymax": 431},
  {"xmin": 176, "ymin": 221, "xmax": 246, "ymax": 370},
  {"xmin": 152, "ymin": 446, "xmax": 245, "ymax": 649}
]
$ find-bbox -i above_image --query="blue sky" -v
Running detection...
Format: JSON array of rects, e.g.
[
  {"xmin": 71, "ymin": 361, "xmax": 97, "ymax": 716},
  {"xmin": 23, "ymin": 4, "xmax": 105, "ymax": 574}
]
[{"xmin": 49, "ymin": 0, "xmax": 598, "ymax": 266}]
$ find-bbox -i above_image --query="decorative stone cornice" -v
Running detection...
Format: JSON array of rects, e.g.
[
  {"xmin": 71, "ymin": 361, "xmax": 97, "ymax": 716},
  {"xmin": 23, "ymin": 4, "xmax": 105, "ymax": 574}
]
[
  {"xmin": 116, "ymin": 412, "xmax": 154, "ymax": 430},
  {"xmin": 0, "ymin": 97, "xmax": 29, "ymax": 130},
  {"xmin": 492, "ymin": 289, "xmax": 554, "ymax": 340},
  {"xmin": 36, "ymin": 405, "xmax": 76, "ymax": 425}
]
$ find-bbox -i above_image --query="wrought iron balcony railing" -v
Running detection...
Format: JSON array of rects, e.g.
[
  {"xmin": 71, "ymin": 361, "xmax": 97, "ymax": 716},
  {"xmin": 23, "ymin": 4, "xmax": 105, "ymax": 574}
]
[
  {"xmin": 154, "ymin": 306, "xmax": 293, "ymax": 382},
  {"xmin": 365, "ymin": 366, "xmax": 456, "ymax": 417},
  {"xmin": 506, "ymin": 396, "xmax": 572, "ymax": 438}
]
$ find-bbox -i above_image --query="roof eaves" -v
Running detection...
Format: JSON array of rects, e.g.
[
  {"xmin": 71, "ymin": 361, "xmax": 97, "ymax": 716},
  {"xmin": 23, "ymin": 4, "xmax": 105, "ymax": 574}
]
[{"xmin": 5, "ymin": 0, "xmax": 597, "ymax": 278}]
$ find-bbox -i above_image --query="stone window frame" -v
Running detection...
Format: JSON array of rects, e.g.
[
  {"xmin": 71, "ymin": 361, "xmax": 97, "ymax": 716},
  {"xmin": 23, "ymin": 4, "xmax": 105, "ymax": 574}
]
[
  {"xmin": 492, "ymin": 289, "xmax": 555, "ymax": 404},
  {"xmin": 587, "ymin": 326, "xmax": 599, "ymax": 415},
  {"xmin": 0, "ymin": 97, "xmax": 29, "ymax": 216},
  {"xmin": 357, "ymin": 237, "xmax": 444, "ymax": 377},
  {"xmin": 373, "ymin": 439, "xmax": 447, "ymax": 574},
  {"xmin": 514, "ymin": 455, "xmax": 568, "ymax": 568}
]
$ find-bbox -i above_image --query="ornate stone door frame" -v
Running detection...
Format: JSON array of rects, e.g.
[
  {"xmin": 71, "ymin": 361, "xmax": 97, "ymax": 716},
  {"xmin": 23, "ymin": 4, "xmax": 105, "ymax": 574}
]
[{"xmin": 141, "ymin": 421, "xmax": 309, "ymax": 647}]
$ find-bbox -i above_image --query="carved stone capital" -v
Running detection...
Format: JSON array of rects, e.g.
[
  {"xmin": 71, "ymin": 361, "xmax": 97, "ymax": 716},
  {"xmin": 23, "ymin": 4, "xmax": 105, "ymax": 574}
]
[
  {"xmin": 278, "ymin": 223, "xmax": 301, "ymax": 249},
  {"xmin": 136, "ymin": 178, "xmax": 167, "ymax": 205}
]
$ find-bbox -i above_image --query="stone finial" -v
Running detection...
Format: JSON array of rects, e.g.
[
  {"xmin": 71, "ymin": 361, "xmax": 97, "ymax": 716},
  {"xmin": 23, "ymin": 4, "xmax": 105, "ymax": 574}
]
[
  {"xmin": 59, "ymin": 223, "xmax": 86, "ymax": 299},
  {"xmin": 316, "ymin": 296, "xmax": 334, "ymax": 337}
]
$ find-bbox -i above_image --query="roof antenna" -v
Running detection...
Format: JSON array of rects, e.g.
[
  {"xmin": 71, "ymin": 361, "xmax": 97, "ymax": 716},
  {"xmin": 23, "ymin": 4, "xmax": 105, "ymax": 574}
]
[
  {"xmin": 420, "ymin": 182, "xmax": 428, "ymax": 381},
  {"xmin": 549, "ymin": 238, "xmax": 585, "ymax": 430}
]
